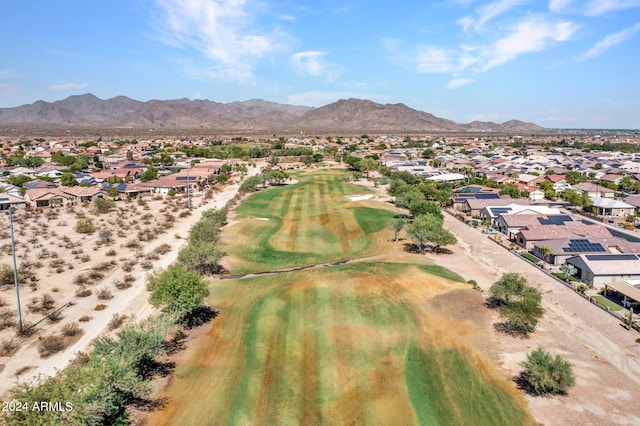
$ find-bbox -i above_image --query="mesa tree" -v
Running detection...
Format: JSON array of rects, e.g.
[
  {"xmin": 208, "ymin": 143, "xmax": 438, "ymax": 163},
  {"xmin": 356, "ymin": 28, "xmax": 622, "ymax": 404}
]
[
  {"xmin": 520, "ymin": 347, "xmax": 576, "ymax": 395},
  {"xmin": 147, "ymin": 264, "xmax": 209, "ymax": 319},
  {"xmin": 405, "ymin": 214, "xmax": 454, "ymax": 254},
  {"xmin": 392, "ymin": 218, "xmax": 405, "ymax": 242},
  {"xmin": 489, "ymin": 273, "xmax": 545, "ymax": 334}
]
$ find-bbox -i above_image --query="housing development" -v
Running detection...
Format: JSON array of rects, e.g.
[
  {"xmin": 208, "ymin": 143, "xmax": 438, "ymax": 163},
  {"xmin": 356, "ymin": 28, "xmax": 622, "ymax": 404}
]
[{"xmin": 0, "ymin": 127, "xmax": 640, "ymax": 425}]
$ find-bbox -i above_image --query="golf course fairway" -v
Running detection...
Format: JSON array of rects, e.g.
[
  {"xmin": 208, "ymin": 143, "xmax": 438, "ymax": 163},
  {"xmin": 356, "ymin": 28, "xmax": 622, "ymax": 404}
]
[{"xmin": 147, "ymin": 170, "xmax": 534, "ymax": 425}]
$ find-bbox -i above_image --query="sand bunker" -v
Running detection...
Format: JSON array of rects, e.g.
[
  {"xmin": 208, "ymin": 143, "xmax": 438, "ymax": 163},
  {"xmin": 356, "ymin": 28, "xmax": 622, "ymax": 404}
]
[
  {"xmin": 348, "ymin": 194, "xmax": 374, "ymax": 201},
  {"xmin": 255, "ymin": 217, "xmax": 270, "ymax": 221}
]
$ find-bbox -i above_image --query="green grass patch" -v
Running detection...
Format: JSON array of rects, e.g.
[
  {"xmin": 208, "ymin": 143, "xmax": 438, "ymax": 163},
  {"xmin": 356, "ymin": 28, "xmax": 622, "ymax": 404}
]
[
  {"xmin": 226, "ymin": 171, "xmax": 400, "ymax": 273},
  {"xmin": 351, "ymin": 206, "xmax": 398, "ymax": 234},
  {"xmin": 417, "ymin": 264, "xmax": 466, "ymax": 283},
  {"xmin": 405, "ymin": 344, "xmax": 528, "ymax": 426},
  {"xmin": 551, "ymin": 272, "xmax": 578, "ymax": 282},
  {"xmin": 591, "ymin": 295, "xmax": 623, "ymax": 311},
  {"xmin": 521, "ymin": 253, "xmax": 539, "ymax": 263}
]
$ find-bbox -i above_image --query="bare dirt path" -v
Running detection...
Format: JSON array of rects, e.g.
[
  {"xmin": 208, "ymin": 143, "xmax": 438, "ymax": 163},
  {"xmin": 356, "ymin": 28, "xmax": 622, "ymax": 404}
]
[{"xmin": 0, "ymin": 164, "xmax": 264, "ymax": 398}]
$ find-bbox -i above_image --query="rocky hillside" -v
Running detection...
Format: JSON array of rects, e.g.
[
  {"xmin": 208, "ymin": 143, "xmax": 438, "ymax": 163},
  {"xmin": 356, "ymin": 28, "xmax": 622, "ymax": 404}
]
[{"xmin": 0, "ymin": 93, "xmax": 545, "ymax": 132}]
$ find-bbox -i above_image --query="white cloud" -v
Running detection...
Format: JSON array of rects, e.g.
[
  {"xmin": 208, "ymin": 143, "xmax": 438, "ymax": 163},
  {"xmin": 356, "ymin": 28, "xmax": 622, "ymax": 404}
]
[
  {"xmin": 50, "ymin": 82, "xmax": 89, "ymax": 91},
  {"xmin": 549, "ymin": 0, "xmax": 573, "ymax": 12},
  {"xmin": 585, "ymin": 0, "xmax": 640, "ymax": 16},
  {"xmin": 417, "ymin": 47, "xmax": 456, "ymax": 73},
  {"xmin": 290, "ymin": 51, "xmax": 329, "ymax": 76},
  {"xmin": 581, "ymin": 22, "xmax": 640, "ymax": 59},
  {"xmin": 415, "ymin": 45, "xmax": 480, "ymax": 73},
  {"xmin": 445, "ymin": 78, "xmax": 475, "ymax": 89},
  {"xmin": 460, "ymin": 0, "xmax": 529, "ymax": 32},
  {"xmin": 153, "ymin": 0, "xmax": 279, "ymax": 82},
  {"xmin": 483, "ymin": 17, "xmax": 579, "ymax": 70}
]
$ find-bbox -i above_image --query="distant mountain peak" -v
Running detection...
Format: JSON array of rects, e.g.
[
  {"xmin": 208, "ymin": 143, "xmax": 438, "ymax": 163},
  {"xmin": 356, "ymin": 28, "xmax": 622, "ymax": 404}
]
[{"xmin": 0, "ymin": 93, "xmax": 545, "ymax": 132}]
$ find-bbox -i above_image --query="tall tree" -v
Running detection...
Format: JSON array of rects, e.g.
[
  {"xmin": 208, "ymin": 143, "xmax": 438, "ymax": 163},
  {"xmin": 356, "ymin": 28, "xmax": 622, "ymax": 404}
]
[
  {"xmin": 392, "ymin": 218, "xmax": 405, "ymax": 242},
  {"xmin": 489, "ymin": 273, "xmax": 544, "ymax": 334}
]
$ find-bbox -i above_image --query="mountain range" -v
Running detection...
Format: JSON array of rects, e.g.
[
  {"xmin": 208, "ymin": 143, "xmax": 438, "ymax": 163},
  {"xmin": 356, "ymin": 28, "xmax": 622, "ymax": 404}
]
[{"xmin": 0, "ymin": 94, "xmax": 545, "ymax": 133}]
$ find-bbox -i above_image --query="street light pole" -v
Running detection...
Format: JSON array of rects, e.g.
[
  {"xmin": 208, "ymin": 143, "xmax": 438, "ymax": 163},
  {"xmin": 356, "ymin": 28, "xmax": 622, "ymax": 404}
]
[{"xmin": 9, "ymin": 207, "xmax": 22, "ymax": 332}]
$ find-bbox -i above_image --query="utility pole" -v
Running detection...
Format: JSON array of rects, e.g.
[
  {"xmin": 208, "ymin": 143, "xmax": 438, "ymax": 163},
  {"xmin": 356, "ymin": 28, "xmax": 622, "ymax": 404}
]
[
  {"xmin": 187, "ymin": 160, "xmax": 191, "ymax": 210},
  {"xmin": 9, "ymin": 207, "xmax": 22, "ymax": 332}
]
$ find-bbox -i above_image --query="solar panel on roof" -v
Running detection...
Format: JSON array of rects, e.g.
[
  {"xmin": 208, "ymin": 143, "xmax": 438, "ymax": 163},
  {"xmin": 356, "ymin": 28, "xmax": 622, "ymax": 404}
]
[
  {"xmin": 585, "ymin": 254, "xmax": 638, "ymax": 261},
  {"xmin": 491, "ymin": 208, "xmax": 512, "ymax": 215},
  {"xmin": 563, "ymin": 239, "xmax": 606, "ymax": 253},
  {"xmin": 538, "ymin": 215, "xmax": 573, "ymax": 225},
  {"xmin": 475, "ymin": 193, "xmax": 500, "ymax": 199}
]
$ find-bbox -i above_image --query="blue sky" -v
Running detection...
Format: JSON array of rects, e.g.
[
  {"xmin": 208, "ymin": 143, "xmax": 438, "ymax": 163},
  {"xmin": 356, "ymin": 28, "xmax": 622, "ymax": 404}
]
[{"xmin": 1, "ymin": 0, "xmax": 639, "ymax": 129}]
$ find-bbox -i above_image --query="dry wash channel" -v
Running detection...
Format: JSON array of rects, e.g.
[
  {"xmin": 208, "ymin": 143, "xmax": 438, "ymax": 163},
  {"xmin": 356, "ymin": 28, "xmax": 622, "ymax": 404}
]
[{"xmin": 147, "ymin": 170, "xmax": 534, "ymax": 425}]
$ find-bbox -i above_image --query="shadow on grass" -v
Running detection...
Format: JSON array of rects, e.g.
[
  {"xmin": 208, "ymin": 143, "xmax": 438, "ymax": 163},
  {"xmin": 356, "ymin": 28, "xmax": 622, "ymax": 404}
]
[{"xmin": 182, "ymin": 305, "xmax": 219, "ymax": 329}]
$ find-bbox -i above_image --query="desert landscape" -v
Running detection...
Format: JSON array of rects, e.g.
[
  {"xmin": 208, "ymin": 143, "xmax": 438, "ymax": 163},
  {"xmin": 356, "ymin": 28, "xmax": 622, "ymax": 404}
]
[{"xmin": 0, "ymin": 163, "xmax": 263, "ymax": 398}]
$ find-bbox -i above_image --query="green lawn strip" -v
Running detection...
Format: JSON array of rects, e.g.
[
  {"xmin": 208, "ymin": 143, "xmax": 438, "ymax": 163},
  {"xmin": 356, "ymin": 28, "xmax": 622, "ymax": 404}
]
[
  {"xmin": 521, "ymin": 252, "xmax": 539, "ymax": 263},
  {"xmin": 591, "ymin": 295, "xmax": 623, "ymax": 311},
  {"xmin": 417, "ymin": 264, "xmax": 466, "ymax": 283},
  {"xmin": 405, "ymin": 344, "xmax": 527, "ymax": 426},
  {"xmin": 313, "ymin": 286, "xmax": 340, "ymax": 422},
  {"xmin": 351, "ymin": 206, "xmax": 398, "ymax": 234}
]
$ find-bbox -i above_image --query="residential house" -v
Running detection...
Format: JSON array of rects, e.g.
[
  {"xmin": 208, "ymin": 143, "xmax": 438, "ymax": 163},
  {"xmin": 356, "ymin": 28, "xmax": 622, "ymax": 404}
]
[
  {"xmin": 463, "ymin": 197, "xmax": 531, "ymax": 218},
  {"xmin": 513, "ymin": 221, "xmax": 613, "ymax": 250},
  {"xmin": 588, "ymin": 197, "xmax": 635, "ymax": 218},
  {"xmin": 61, "ymin": 187, "xmax": 103, "ymax": 203},
  {"xmin": 532, "ymin": 237, "xmax": 640, "ymax": 267},
  {"xmin": 483, "ymin": 205, "xmax": 561, "ymax": 227},
  {"xmin": 573, "ymin": 182, "xmax": 615, "ymax": 198},
  {"xmin": 0, "ymin": 194, "xmax": 26, "ymax": 210},
  {"xmin": 24, "ymin": 188, "xmax": 70, "ymax": 207},
  {"xmin": 566, "ymin": 253, "xmax": 640, "ymax": 288}
]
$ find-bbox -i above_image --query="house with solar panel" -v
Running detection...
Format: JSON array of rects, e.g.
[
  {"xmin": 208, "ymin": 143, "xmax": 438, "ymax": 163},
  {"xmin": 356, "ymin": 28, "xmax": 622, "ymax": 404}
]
[
  {"xmin": 507, "ymin": 215, "xmax": 614, "ymax": 249},
  {"xmin": 565, "ymin": 254, "xmax": 640, "ymax": 288},
  {"xmin": 531, "ymin": 237, "xmax": 640, "ymax": 267}
]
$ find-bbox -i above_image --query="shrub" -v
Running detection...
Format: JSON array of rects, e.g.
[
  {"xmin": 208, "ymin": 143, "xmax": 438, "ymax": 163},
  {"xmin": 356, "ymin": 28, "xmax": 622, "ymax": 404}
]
[
  {"xmin": 38, "ymin": 335, "xmax": 66, "ymax": 357},
  {"xmin": 94, "ymin": 197, "xmax": 116, "ymax": 214},
  {"xmin": 47, "ymin": 310, "xmax": 63, "ymax": 322},
  {"xmin": 94, "ymin": 304, "xmax": 106, "ymax": 311},
  {"xmin": 62, "ymin": 322, "xmax": 82, "ymax": 337},
  {"xmin": 156, "ymin": 243, "xmax": 172, "ymax": 255},
  {"xmin": 0, "ymin": 338, "xmax": 18, "ymax": 356},
  {"xmin": 577, "ymin": 284, "xmax": 587, "ymax": 294},
  {"xmin": 520, "ymin": 347, "xmax": 576, "ymax": 395},
  {"xmin": 75, "ymin": 287, "xmax": 92, "ymax": 297},
  {"xmin": 74, "ymin": 219, "xmax": 96, "ymax": 234},
  {"xmin": 108, "ymin": 313, "xmax": 128, "ymax": 331},
  {"xmin": 78, "ymin": 315, "xmax": 92, "ymax": 322},
  {"xmin": 96, "ymin": 288, "xmax": 113, "ymax": 300}
]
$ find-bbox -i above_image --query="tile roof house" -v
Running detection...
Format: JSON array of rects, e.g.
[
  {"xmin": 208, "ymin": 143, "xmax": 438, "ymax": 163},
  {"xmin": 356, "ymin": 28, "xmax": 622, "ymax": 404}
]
[
  {"xmin": 566, "ymin": 253, "xmax": 640, "ymax": 288},
  {"xmin": 0, "ymin": 194, "xmax": 26, "ymax": 210},
  {"xmin": 573, "ymin": 182, "xmax": 615, "ymax": 198},
  {"xmin": 514, "ymin": 221, "xmax": 613, "ymax": 249},
  {"xmin": 24, "ymin": 188, "xmax": 70, "ymax": 207},
  {"xmin": 588, "ymin": 197, "xmax": 635, "ymax": 218},
  {"xmin": 60, "ymin": 187, "xmax": 103, "ymax": 203},
  {"xmin": 531, "ymin": 237, "xmax": 640, "ymax": 266}
]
